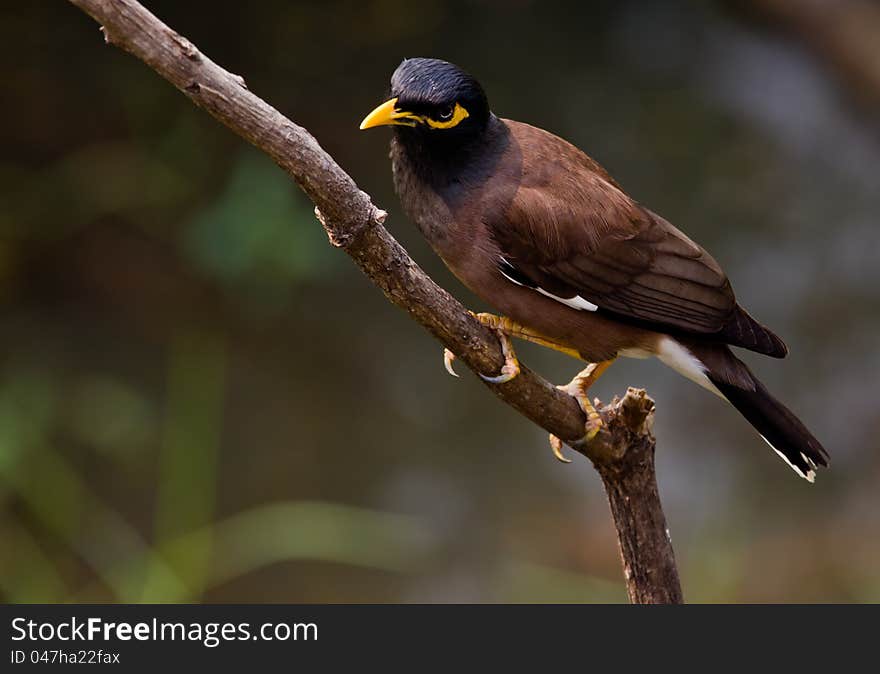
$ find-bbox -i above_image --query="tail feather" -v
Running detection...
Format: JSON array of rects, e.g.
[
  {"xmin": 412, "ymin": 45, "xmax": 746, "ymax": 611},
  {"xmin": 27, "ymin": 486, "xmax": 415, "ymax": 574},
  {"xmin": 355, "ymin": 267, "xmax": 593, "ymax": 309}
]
[
  {"xmin": 668, "ymin": 339, "xmax": 829, "ymax": 481},
  {"xmin": 708, "ymin": 372, "xmax": 829, "ymax": 482}
]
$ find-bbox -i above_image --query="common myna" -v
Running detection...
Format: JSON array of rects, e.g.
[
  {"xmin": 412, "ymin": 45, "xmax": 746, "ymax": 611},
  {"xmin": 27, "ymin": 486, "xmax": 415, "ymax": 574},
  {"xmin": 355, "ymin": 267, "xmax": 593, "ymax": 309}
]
[{"xmin": 360, "ymin": 58, "xmax": 829, "ymax": 481}]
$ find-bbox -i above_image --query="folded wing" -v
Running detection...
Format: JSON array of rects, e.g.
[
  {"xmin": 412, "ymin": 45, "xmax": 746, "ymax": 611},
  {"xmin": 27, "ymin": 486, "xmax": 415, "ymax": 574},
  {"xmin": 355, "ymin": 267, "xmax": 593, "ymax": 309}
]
[{"xmin": 489, "ymin": 173, "xmax": 787, "ymax": 357}]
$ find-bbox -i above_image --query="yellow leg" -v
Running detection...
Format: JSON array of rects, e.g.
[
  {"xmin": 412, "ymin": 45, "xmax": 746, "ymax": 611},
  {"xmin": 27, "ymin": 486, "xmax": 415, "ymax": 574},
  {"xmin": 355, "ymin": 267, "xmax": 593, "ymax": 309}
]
[
  {"xmin": 442, "ymin": 313, "xmax": 616, "ymax": 463},
  {"xmin": 471, "ymin": 313, "xmax": 582, "ymax": 359},
  {"xmin": 443, "ymin": 312, "xmax": 580, "ymax": 381},
  {"xmin": 549, "ymin": 360, "xmax": 616, "ymax": 463}
]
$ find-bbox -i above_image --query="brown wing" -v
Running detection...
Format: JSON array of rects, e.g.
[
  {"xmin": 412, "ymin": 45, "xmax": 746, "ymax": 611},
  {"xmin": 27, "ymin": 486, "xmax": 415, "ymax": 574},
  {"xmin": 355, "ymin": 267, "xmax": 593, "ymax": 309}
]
[
  {"xmin": 490, "ymin": 175, "xmax": 737, "ymax": 336},
  {"xmin": 486, "ymin": 141, "xmax": 787, "ymax": 359}
]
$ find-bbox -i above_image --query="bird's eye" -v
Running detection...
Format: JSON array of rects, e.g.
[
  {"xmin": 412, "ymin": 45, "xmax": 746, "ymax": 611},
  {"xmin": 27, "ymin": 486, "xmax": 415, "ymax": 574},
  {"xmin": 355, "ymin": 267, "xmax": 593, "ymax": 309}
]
[{"xmin": 438, "ymin": 105, "xmax": 454, "ymax": 121}]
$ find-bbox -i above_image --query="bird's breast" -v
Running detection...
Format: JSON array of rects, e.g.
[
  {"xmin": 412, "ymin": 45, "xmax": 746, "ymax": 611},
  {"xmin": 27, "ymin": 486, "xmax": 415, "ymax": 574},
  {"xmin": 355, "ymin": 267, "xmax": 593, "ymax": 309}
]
[{"xmin": 391, "ymin": 152, "xmax": 483, "ymax": 271}]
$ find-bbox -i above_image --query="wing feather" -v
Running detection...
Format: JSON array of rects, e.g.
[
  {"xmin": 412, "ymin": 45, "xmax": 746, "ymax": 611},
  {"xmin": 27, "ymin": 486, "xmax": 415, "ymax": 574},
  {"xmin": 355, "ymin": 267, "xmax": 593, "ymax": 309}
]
[
  {"xmin": 490, "ymin": 174, "xmax": 737, "ymax": 336},
  {"xmin": 485, "ymin": 120, "xmax": 787, "ymax": 356}
]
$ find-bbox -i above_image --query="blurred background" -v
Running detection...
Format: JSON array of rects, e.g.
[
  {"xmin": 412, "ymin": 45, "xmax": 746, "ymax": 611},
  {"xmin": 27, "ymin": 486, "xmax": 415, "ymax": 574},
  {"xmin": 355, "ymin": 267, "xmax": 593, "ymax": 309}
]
[{"xmin": 1, "ymin": 0, "xmax": 878, "ymax": 603}]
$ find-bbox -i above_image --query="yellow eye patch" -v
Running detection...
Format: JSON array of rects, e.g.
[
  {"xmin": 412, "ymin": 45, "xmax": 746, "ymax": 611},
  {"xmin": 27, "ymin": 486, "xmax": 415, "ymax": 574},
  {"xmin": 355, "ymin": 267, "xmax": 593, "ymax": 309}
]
[
  {"xmin": 423, "ymin": 102, "xmax": 470, "ymax": 129},
  {"xmin": 360, "ymin": 98, "xmax": 470, "ymax": 130}
]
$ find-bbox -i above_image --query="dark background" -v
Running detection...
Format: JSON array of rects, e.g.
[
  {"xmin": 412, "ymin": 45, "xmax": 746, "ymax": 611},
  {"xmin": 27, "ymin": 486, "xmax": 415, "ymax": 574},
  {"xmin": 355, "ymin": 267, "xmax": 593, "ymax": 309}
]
[{"xmin": 1, "ymin": 0, "xmax": 878, "ymax": 603}]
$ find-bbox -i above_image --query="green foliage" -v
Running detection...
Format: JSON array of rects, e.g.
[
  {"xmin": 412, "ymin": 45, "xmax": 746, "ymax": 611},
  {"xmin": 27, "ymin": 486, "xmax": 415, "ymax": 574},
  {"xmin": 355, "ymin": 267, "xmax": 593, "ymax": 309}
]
[{"xmin": 185, "ymin": 152, "xmax": 338, "ymax": 290}]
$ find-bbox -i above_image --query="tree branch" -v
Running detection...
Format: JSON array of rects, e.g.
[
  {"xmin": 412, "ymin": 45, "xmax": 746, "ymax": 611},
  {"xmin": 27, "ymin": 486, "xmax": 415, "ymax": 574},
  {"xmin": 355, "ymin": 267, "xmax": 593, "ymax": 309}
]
[{"xmin": 67, "ymin": 0, "xmax": 682, "ymax": 604}]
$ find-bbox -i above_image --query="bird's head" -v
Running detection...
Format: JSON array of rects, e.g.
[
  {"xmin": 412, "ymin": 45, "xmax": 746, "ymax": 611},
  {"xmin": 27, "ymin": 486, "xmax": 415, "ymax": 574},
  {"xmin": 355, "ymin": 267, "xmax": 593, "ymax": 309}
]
[{"xmin": 360, "ymin": 58, "xmax": 490, "ymax": 139}]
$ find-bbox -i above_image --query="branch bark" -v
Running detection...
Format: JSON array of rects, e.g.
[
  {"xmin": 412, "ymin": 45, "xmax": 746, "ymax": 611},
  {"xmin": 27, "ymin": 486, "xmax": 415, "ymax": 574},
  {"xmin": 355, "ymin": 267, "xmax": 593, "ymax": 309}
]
[{"xmin": 68, "ymin": 0, "xmax": 682, "ymax": 604}]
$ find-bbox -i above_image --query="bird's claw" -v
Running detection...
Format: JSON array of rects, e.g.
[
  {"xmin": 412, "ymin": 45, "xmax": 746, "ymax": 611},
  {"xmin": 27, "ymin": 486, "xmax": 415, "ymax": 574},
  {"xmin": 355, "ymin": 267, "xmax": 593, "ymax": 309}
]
[
  {"xmin": 549, "ymin": 434, "xmax": 572, "ymax": 463},
  {"xmin": 442, "ymin": 314, "xmax": 521, "ymax": 384},
  {"xmin": 443, "ymin": 348, "xmax": 459, "ymax": 378},
  {"xmin": 478, "ymin": 329, "xmax": 520, "ymax": 384}
]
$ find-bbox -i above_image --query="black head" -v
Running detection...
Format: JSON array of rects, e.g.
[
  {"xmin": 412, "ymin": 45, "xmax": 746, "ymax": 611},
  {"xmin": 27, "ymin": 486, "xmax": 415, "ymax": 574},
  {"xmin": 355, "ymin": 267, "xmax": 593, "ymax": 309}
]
[{"xmin": 360, "ymin": 58, "xmax": 490, "ymax": 138}]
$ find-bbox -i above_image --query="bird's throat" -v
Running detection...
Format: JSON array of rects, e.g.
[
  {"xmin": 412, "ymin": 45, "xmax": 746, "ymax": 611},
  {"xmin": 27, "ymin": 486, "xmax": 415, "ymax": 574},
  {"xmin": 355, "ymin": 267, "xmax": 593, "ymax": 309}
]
[{"xmin": 391, "ymin": 115, "xmax": 507, "ymax": 190}]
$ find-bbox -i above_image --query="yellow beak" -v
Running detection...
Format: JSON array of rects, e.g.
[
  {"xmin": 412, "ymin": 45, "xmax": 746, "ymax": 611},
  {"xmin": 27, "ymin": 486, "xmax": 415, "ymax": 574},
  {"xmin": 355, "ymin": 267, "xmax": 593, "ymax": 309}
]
[{"xmin": 359, "ymin": 97, "xmax": 418, "ymax": 130}]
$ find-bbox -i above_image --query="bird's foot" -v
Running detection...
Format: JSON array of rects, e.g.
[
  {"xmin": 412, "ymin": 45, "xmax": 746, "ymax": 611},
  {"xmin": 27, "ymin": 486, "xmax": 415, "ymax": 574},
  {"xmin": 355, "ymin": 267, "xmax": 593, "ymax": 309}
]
[
  {"xmin": 443, "ymin": 312, "xmax": 521, "ymax": 383},
  {"xmin": 548, "ymin": 362, "xmax": 612, "ymax": 463},
  {"xmin": 469, "ymin": 311, "xmax": 510, "ymax": 332},
  {"xmin": 479, "ymin": 328, "xmax": 521, "ymax": 383}
]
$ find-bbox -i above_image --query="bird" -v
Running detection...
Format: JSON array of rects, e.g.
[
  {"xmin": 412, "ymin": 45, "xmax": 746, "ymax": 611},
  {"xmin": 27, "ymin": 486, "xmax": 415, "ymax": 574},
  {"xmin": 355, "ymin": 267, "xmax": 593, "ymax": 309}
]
[{"xmin": 359, "ymin": 57, "xmax": 829, "ymax": 481}]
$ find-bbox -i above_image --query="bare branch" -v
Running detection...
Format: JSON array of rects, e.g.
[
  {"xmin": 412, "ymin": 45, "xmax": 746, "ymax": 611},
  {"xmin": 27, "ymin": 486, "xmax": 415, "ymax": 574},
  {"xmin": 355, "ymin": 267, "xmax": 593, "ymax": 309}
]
[
  {"xmin": 595, "ymin": 389, "xmax": 682, "ymax": 604},
  {"xmin": 67, "ymin": 0, "xmax": 682, "ymax": 603}
]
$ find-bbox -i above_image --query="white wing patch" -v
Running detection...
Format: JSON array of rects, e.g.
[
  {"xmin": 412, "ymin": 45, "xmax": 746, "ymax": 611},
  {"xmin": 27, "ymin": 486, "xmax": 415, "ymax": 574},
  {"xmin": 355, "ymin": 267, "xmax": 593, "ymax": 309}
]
[
  {"xmin": 535, "ymin": 288, "xmax": 598, "ymax": 312},
  {"xmin": 498, "ymin": 259, "xmax": 598, "ymax": 312}
]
